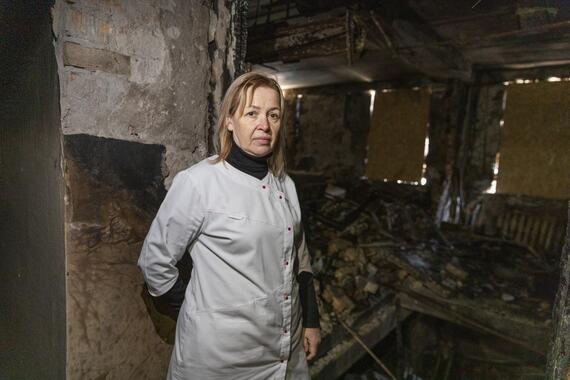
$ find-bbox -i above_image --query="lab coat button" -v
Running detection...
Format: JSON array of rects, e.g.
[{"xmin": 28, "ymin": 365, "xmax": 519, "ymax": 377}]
[
  {"xmin": 287, "ymin": 227, "xmax": 292, "ymax": 231},
  {"xmin": 284, "ymin": 293, "xmax": 289, "ymax": 300},
  {"xmin": 285, "ymin": 260, "xmax": 289, "ymax": 266},
  {"xmin": 283, "ymin": 328, "xmax": 288, "ymax": 334},
  {"xmin": 279, "ymin": 195, "xmax": 283, "ymax": 199}
]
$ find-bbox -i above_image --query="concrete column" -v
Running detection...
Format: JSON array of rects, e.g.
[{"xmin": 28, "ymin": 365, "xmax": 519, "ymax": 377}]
[{"xmin": 51, "ymin": 0, "xmax": 243, "ymax": 378}]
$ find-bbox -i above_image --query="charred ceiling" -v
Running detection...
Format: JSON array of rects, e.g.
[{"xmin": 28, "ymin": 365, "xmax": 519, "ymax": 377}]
[{"xmin": 247, "ymin": 0, "xmax": 570, "ymax": 87}]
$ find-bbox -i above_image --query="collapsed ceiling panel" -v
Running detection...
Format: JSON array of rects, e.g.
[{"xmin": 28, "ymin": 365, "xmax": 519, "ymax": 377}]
[{"xmin": 247, "ymin": 0, "xmax": 570, "ymax": 88}]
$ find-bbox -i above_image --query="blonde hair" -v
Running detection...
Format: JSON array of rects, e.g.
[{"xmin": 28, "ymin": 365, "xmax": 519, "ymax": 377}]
[{"xmin": 212, "ymin": 72, "xmax": 286, "ymax": 178}]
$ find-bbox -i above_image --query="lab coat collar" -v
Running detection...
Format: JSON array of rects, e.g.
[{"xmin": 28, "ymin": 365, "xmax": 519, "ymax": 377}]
[{"xmin": 218, "ymin": 157, "xmax": 274, "ymax": 191}]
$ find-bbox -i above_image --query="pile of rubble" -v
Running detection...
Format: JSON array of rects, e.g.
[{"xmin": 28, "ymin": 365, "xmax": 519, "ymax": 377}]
[{"xmin": 299, "ymin": 179, "xmax": 557, "ymax": 367}]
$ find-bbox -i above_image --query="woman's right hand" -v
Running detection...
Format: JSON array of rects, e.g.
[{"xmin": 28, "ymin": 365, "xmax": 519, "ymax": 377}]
[{"xmin": 302, "ymin": 327, "xmax": 321, "ymax": 361}]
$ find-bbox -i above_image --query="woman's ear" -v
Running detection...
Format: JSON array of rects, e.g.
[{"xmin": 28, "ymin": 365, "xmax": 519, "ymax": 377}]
[{"xmin": 225, "ymin": 117, "xmax": 234, "ymax": 132}]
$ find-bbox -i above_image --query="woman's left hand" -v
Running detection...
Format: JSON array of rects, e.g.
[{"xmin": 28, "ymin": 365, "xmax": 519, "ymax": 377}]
[{"xmin": 302, "ymin": 327, "xmax": 321, "ymax": 361}]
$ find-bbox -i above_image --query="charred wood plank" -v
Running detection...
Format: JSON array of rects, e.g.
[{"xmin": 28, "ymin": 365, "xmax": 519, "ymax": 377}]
[
  {"xmin": 248, "ymin": 17, "xmax": 344, "ymax": 62},
  {"xmin": 399, "ymin": 291, "xmax": 547, "ymax": 356},
  {"xmin": 310, "ymin": 294, "xmax": 411, "ymax": 380},
  {"xmin": 247, "ymin": 15, "xmax": 365, "ymax": 64}
]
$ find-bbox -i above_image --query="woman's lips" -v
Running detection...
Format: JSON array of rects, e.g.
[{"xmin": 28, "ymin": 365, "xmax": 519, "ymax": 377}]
[{"xmin": 253, "ymin": 137, "xmax": 271, "ymax": 145}]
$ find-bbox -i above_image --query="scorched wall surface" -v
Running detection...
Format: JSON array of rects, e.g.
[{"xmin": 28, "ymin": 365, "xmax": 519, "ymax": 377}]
[{"xmin": 50, "ymin": 0, "xmax": 244, "ymax": 378}]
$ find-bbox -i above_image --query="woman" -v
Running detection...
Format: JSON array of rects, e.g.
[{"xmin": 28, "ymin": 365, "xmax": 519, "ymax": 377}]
[{"xmin": 138, "ymin": 72, "xmax": 321, "ymax": 380}]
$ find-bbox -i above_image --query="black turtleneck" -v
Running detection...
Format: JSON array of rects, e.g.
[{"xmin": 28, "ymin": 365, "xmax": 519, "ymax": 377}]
[
  {"xmin": 225, "ymin": 141, "xmax": 270, "ymax": 180},
  {"xmin": 154, "ymin": 142, "xmax": 320, "ymax": 328}
]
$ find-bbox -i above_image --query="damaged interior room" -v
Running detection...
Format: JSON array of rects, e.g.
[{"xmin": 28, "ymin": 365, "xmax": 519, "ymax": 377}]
[{"xmin": 2, "ymin": 0, "xmax": 570, "ymax": 379}]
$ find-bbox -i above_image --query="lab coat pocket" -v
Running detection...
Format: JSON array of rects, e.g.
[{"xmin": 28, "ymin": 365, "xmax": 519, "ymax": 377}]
[
  {"xmin": 175, "ymin": 310, "xmax": 265, "ymax": 370},
  {"xmin": 211, "ymin": 317, "xmax": 265, "ymax": 365},
  {"xmin": 184, "ymin": 299, "xmax": 281, "ymax": 369}
]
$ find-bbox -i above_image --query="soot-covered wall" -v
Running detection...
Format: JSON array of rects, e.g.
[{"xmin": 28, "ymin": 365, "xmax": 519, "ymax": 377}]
[
  {"xmin": 283, "ymin": 88, "xmax": 371, "ymax": 183},
  {"xmin": 0, "ymin": 1, "xmax": 66, "ymax": 379},
  {"xmin": 63, "ymin": 134, "xmax": 169, "ymax": 379}
]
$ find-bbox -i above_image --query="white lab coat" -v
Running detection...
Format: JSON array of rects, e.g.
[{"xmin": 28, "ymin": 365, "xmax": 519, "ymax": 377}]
[{"xmin": 138, "ymin": 156, "xmax": 313, "ymax": 380}]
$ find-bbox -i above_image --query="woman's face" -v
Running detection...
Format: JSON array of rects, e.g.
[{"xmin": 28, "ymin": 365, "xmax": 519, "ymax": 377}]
[{"xmin": 227, "ymin": 86, "xmax": 281, "ymax": 157}]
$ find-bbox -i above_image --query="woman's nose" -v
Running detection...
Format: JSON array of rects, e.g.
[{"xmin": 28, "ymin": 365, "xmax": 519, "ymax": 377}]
[{"xmin": 257, "ymin": 116, "xmax": 270, "ymax": 131}]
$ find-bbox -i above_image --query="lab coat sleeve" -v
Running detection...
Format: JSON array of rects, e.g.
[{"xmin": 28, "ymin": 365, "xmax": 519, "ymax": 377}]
[{"xmin": 138, "ymin": 170, "xmax": 205, "ymax": 297}]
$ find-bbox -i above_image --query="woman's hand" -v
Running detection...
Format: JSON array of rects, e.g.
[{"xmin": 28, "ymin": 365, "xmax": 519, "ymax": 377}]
[{"xmin": 302, "ymin": 327, "xmax": 321, "ymax": 361}]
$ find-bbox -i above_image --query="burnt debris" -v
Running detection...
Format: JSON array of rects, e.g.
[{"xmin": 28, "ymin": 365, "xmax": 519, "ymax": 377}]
[{"xmin": 294, "ymin": 174, "xmax": 562, "ymax": 380}]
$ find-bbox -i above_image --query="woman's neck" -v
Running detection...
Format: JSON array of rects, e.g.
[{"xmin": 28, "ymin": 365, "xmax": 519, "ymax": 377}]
[{"xmin": 225, "ymin": 142, "xmax": 271, "ymax": 180}]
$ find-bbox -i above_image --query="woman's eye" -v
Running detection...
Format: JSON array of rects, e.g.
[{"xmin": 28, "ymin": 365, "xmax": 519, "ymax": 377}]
[
  {"xmin": 269, "ymin": 113, "xmax": 280, "ymax": 120},
  {"xmin": 246, "ymin": 111, "xmax": 257, "ymax": 117}
]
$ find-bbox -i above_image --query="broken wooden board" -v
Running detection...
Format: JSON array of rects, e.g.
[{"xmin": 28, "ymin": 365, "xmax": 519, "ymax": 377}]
[
  {"xmin": 310, "ymin": 293, "xmax": 411, "ymax": 380},
  {"xmin": 399, "ymin": 285, "xmax": 551, "ymax": 355}
]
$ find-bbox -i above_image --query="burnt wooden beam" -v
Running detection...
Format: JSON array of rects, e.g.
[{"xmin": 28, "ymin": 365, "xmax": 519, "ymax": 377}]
[
  {"xmin": 246, "ymin": 15, "xmax": 366, "ymax": 64},
  {"xmin": 425, "ymin": 80, "xmax": 470, "ymax": 221},
  {"xmin": 461, "ymin": 82, "xmax": 504, "ymax": 205},
  {"xmin": 294, "ymin": 0, "xmax": 362, "ymax": 17},
  {"xmin": 371, "ymin": 0, "xmax": 471, "ymax": 81},
  {"xmin": 247, "ymin": 17, "xmax": 344, "ymax": 63},
  {"xmin": 310, "ymin": 294, "xmax": 411, "ymax": 380},
  {"xmin": 399, "ymin": 291, "xmax": 548, "ymax": 355},
  {"xmin": 247, "ymin": 15, "xmax": 366, "ymax": 64}
]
